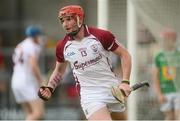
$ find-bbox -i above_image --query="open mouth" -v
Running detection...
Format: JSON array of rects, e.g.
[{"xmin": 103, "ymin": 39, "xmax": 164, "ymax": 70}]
[{"xmin": 65, "ymin": 27, "xmax": 71, "ymax": 31}]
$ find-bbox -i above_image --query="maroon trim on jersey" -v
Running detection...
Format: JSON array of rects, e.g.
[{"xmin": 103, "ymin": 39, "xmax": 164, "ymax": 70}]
[
  {"xmin": 106, "ymin": 57, "xmax": 114, "ymax": 72},
  {"xmin": 88, "ymin": 27, "xmax": 119, "ymax": 51},
  {"xmin": 106, "ymin": 57, "xmax": 117, "ymax": 77},
  {"xmin": 56, "ymin": 25, "xmax": 119, "ymax": 62},
  {"xmin": 56, "ymin": 36, "xmax": 69, "ymax": 62}
]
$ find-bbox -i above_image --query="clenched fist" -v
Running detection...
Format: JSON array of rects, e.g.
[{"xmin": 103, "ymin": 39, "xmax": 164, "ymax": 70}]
[{"xmin": 38, "ymin": 86, "xmax": 54, "ymax": 101}]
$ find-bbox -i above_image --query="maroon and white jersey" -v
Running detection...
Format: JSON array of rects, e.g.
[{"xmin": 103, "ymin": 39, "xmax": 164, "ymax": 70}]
[{"xmin": 56, "ymin": 25, "xmax": 120, "ymax": 89}]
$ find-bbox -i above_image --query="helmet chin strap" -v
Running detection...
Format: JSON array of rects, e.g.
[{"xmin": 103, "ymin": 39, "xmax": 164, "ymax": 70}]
[{"xmin": 68, "ymin": 16, "xmax": 83, "ymax": 36}]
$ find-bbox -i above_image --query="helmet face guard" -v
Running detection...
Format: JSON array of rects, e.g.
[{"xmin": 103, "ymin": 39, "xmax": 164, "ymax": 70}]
[{"xmin": 58, "ymin": 5, "xmax": 84, "ymax": 36}]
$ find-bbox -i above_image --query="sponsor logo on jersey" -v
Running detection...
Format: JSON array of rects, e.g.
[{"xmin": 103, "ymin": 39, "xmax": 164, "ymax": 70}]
[{"xmin": 73, "ymin": 54, "xmax": 102, "ymax": 70}]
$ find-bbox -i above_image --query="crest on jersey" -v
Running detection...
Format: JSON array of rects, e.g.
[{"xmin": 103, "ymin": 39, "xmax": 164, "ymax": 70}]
[{"xmin": 90, "ymin": 44, "xmax": 98, "ymax": 52}]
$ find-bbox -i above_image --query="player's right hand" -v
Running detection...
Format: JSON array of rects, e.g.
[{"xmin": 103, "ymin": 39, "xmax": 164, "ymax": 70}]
[
  {"xmin": 38, "ymin": 86, "xmax": 53, "ymax": 101},
  {"xmin": 118, "ymin": 83, "xmax": 131, "ymax": 97}
]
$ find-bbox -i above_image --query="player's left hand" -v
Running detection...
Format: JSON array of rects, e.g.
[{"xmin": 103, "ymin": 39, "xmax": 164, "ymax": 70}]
[{"xmin": 118, "ymin": 83, "xmax": 131, "ymax": 97}]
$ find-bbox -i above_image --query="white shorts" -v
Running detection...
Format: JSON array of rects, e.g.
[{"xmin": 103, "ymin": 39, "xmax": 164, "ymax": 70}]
[
  {"xmin": 11, "ymin": 74, "xmax": 39, "ymax": 103},
  {"xmin": 160, "ymin": 92, "xmax": 180, "ymax": 112},
  {"xmin": 80, "ymin": 86, "xmax": 125, "ymax": 119},
  {"xmin": 81, "ymin": 101, "xmax": 125, "ymax": 119},
  {"xmin": 12, "ymin": 85, "xmax": 39, "ymax": 103}
]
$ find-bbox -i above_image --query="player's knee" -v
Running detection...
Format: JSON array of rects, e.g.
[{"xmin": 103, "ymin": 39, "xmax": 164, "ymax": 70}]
[
  {"xmin": 26, "ymin": 111, "xmax": 44, "ymax": 120},
  {"xmin": 30, "ymin": 107, "xmax": 44, "ymax": 119},
  {"xmin": 33, "ymin": 111, "xmax": 44, "ymax": 120}
]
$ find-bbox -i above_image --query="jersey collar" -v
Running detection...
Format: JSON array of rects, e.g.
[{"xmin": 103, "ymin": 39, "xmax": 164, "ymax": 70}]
[{"xmin": 84, "ymin": 25, "xmax": 91, "ymax": 37}]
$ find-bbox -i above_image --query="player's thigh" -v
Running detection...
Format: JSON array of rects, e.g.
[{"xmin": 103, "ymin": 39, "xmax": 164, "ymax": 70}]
[
  {"xmin": 88, "ymin": 106, "xmax": 112, "ymax": 120},
  {"xmin": 111, "ymin": 111, "xmax": 127, "ymax": 120},
  {"xmin": 107, "ymin": 102, "xmax": 126, "ymax": 120}
]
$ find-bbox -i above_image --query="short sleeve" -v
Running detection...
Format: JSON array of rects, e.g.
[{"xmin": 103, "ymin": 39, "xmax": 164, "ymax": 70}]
[
  {"xmin": 56, "ymin": 40, "xmax": 66, "ymax": 62},
  {"xmin": 153, "ymin": 52, "xmax": 162, "ymax": 68},
  {"xmin": 101, "ymin": 31, "xmax": 119, "ymax": 51},
  {"xmin": 89, "ymin": 27, "xmax": 119, "ymax": 51}
]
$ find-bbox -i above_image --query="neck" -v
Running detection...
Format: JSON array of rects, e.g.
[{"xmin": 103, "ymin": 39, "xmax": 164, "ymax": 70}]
[
  {"xmin": 31, "ymin": 37, "xmax": 39, "ymax": 44},
  {"xmin": 73, "ymin": 26, "xmax": 85, "ymax": 41},
  {"xmin": 163, "ymin": 43, "xmax": 176, "ymax": 51}
]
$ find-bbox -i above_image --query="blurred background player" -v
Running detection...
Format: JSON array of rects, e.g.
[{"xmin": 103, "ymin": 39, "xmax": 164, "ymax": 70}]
[
  {"xmin": 152, "ymin": 28, "xmax": 180, "ymax": 120},
  {"xmin": 11, "ymin": 25, "xmax": 45, "ymax": 120},
  {"xmin": 38, "ymin": 5, "xmax": 132, "ymax": 120}
]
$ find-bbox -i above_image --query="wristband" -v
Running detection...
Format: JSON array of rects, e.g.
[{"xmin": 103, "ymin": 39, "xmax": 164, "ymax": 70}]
[
  {"xmin": 121, "ymin": 80, "xmax": 130, "ymax": 85},
  {"xmin": 46, "ymin": 86, "xmax": 54, "ymax": 93}
]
